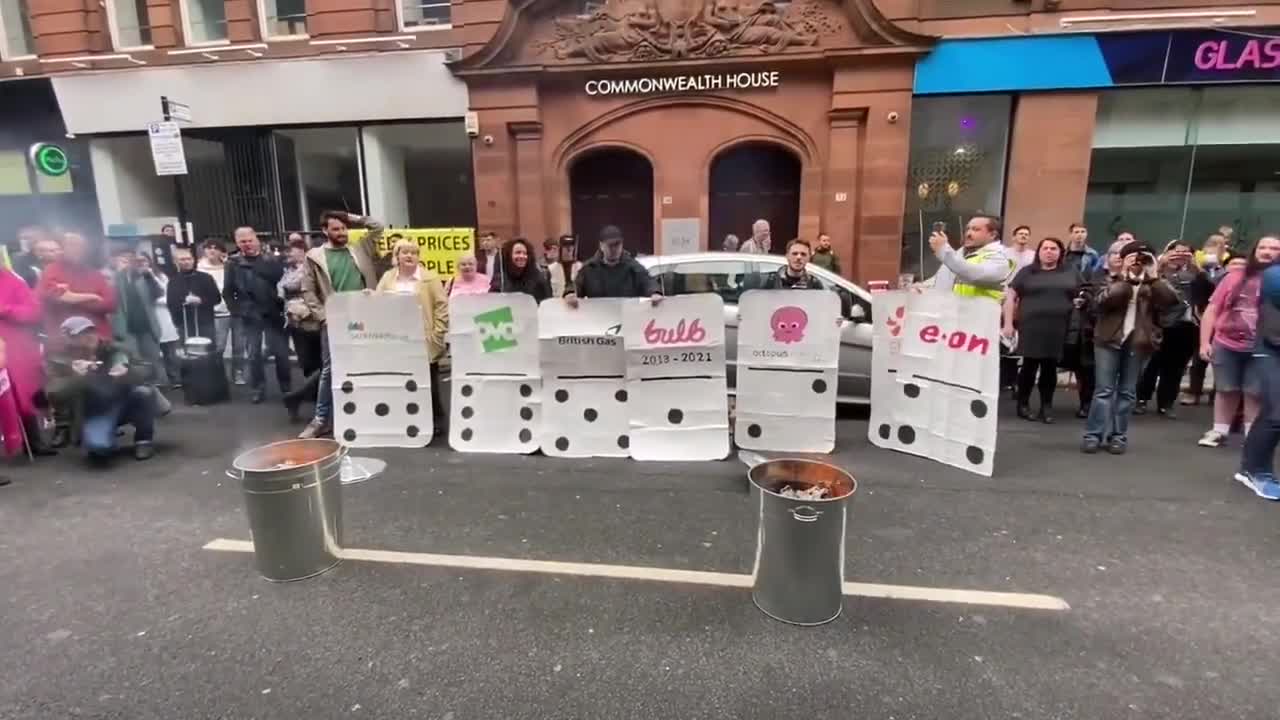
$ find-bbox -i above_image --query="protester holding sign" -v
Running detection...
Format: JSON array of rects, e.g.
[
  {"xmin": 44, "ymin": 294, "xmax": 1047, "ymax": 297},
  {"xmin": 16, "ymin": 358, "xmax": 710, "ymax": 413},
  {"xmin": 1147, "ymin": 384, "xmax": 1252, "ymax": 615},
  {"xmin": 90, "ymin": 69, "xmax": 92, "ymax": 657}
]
[
  {"xmin": 298, "ymin": 211, "xmax": 387, "ymax": 439},
  {"xmin": 490, "ymin": 238, "xmax": 552, "ymax": 303},
  {"xmin": 377, "ymin": 238, "xmax": 449, "ymax": 435},
  {"xmin": 565, "ymin": 225, "xmax": 660, "ymax": 306}
]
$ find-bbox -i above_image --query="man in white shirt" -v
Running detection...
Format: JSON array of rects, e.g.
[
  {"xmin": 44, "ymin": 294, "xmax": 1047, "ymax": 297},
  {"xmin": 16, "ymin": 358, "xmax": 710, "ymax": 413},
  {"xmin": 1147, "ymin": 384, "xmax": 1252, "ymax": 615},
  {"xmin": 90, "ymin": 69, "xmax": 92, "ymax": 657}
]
[{"xmin": 479, "ymin": 231, "xmax": 499, "ymax": 278}]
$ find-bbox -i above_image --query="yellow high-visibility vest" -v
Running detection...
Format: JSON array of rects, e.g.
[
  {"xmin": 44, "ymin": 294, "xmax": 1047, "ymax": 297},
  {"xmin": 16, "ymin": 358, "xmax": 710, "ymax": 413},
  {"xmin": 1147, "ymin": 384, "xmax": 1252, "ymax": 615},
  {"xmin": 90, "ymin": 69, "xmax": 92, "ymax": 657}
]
[{"xmin": 953, "ymin": 246, "xmax": 1015, "ymax": 302}]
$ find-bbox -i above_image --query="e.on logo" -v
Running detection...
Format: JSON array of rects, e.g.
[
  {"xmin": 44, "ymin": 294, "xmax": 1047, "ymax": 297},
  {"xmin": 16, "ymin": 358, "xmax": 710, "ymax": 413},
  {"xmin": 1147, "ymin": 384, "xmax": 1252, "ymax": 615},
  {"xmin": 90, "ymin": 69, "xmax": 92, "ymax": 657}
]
[{"xmin": 918, "ymin": 324, "xmax": 991, "ymax": 355}]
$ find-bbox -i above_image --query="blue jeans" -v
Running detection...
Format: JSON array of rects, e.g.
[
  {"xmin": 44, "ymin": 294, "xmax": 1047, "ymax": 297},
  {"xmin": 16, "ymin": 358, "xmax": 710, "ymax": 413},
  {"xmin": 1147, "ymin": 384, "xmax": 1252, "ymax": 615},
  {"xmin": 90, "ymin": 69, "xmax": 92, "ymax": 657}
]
[
  {"xmin": 1241, "ymin": 349, "xmax": 1280, "ymax": 476},
  {"xmin": 1084, "ymin": 339, "xmax": 1148, "ymax": 445},
  {"xmin": 81, "ymin": 385, "xmax": 157, "ymax": 455},
  {"xmin": 313, "ymin": 327, "xmax": 332, "ymax": 425}
]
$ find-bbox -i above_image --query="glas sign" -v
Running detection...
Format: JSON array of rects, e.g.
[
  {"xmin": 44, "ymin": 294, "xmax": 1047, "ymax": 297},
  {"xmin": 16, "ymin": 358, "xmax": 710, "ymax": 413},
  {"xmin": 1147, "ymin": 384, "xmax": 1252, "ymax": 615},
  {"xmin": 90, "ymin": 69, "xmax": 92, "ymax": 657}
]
[
  {"xmin": 1100, "ymin": 27, "xmax": 1280, "ymax": 85},
  {"xmin": 28, "ymin": 143, "xmax": 70, "ymax": 177}
]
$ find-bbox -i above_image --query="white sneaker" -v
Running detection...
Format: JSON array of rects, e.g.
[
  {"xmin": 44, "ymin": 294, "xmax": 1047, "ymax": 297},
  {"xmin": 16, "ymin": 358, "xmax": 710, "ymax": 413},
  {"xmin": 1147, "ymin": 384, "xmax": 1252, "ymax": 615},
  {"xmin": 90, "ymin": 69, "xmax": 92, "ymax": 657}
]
[{"xmin": 1198, "ymin": 430, "xmax": 1227, "ymax": 448}]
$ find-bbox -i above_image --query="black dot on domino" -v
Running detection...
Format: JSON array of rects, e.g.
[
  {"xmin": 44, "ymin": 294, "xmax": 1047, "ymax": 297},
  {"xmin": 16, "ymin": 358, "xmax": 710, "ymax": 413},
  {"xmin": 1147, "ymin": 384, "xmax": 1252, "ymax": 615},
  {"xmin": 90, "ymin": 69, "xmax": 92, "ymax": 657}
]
[
  {"xmin": 555, "ymin": 389, "xmax": 569, "ymax": 403},
  {"xmin": 966, "ymin": 446, "xmax": 985, "ymax": 465},
  {"xmin": 970, "ymin": 400, "xmax": 988, "ymax": 418},
  {"xmin": 518, "ymin": 428, "xmax": 533, "ymax": 443},
  {"xmin": 405, "ymin": 380, "xmax": 418, "ymax": 392},
  {"xmin": 406, "ymin": 403, "xmax": 419, "ymax": 415},
  {"xmin": 617, "ymin": 435, "xmax": 630, "ymax": 449},
  {"xmin": 520, "ymin": 407, "xmax": 533, "ymax": 421},
  {"xmin": 812, "ymin": 379, "xmax": 827, "ymax": 394},
  {"xmin": 898, "ymin": 425, "xmax": 916, "ymax": 444},
  {"xmin": 406, "ymin": 426, "xmax": 419, "ymax": 438},
  {"xmin": 341, "ymin": 381, "xmax": 354, "ymax": 394},
  {"xmin": 668, "ymin": 408, "xmax": 684, "ymax": 424},
  {"xmin": 342, "ymin": 402, "xmax": 356, "ymax": 415},
  {"xmin": 460, "ymin": 428, "xmax": 473, "ymax": 442},
  {"xmin": 520, "ymin": 384, "xmax": 533, "ymax": 398},
  {"xmin": 904, "ymin": 383, "xmax": 920, "ymax": 399},
  {"xmin": 615, "ymin": 389, "xmax": 628, "ymax": 403},
  {"xmin": 375, "ymin": 403, "xmax": 389, "ymax": 417},
  {"xmin": 461, "ymin": 384, "xmax": 473, "ymax": 397},
  {"xmin": 878, "ymin": 423, "xmax": 891, "ymax": 440},
  {"xmin": 747, "ymin": 424, "xmax": 762, "ymax": 438},
  {"xmin": 555, "ymin": 437, "xmax": 569, "ymax": 451},
  {"xmin": 343, "ymin": 429, "xmax": 357, "ymax": 442},
  {"xmin": 461, "ymin": 406, "xmax": 474, "ymax": 420},
  {"xmin": 584, "ymin": 408, "xmax": 598, "ymax": 422}
]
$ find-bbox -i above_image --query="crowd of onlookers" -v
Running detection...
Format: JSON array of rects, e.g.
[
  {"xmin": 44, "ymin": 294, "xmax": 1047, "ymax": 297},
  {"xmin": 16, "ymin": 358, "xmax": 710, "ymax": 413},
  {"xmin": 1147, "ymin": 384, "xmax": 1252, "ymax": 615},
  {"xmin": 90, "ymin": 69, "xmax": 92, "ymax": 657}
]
[{"xmin": 991, "ymin": 221, "xmax": 1280, "ymax": 501}]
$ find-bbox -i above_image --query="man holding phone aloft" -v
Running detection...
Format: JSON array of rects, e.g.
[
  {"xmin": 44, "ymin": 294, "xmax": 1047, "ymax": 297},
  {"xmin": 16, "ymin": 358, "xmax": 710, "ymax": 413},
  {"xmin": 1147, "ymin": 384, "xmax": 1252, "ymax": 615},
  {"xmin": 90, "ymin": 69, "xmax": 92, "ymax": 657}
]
[{"xmin": 927, "ymin": 215, "xmax": 1016, "ymax": 303}]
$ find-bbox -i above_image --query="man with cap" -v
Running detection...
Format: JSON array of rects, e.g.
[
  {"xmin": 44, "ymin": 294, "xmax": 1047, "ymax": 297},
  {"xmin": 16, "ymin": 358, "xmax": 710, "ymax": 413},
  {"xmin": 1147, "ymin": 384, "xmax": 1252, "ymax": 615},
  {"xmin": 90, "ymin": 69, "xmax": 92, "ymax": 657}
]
[
  {"xmin": 565, "ymin": 225, "xmax": 661, "ymax": 307},
  {"xmin": 45, "ymin": 315, "xmax": 158, "ymax": 461}
]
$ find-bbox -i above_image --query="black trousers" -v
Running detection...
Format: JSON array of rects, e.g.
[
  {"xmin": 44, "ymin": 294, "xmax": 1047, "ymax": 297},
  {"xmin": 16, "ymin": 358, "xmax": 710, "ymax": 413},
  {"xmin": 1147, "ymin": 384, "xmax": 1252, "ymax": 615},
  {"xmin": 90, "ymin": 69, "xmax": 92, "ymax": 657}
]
[
  {"xmin": 290, "ymin": 327, "xmax": 324, "ymax": 378},
  {"xmin": 1187, "ymin": 356, "xmax": 1209, "ymax": 398},
  {"xmin": 1017, "ymin": 358, "xmax": 1059, "ymax": 409},
  {"xmin": 1137, "ymin": 322, "xmax": 1198, "ymax": 411},
  {"xmin": 1000, "ymin": 355, "xmax": 1020, "ymax": 390},
  {"xmin": 1062, "ymin": 343, "xmax": 1094, "ymax": 411}
]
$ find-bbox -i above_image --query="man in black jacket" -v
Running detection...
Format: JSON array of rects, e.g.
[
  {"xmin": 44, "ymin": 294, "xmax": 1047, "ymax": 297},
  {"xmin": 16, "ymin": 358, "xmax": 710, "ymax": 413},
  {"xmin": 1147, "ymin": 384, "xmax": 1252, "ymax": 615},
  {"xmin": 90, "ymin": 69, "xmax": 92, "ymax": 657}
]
[
  {"xmin": 166, "ymin": 246, "xmax": 221, "ymax": 342},
  {"xmin": 761, "ymin": 238, "xmax": 853, "ymax": 317},
  {"xmin": 224, "ymin": 226, "xmax": 290, "ymax": 403},
  {"xmin": 565, "ymin": 225, "xmax": 661, "ymax": 307}
]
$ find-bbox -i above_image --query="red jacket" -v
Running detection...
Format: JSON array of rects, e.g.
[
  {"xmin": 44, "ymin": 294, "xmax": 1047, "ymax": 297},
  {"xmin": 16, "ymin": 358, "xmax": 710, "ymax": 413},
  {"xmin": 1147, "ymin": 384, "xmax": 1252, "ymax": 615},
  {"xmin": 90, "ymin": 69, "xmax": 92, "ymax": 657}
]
[{"xmin": 36, "ymin": 261, "xmax": 117, "ymax": 343}]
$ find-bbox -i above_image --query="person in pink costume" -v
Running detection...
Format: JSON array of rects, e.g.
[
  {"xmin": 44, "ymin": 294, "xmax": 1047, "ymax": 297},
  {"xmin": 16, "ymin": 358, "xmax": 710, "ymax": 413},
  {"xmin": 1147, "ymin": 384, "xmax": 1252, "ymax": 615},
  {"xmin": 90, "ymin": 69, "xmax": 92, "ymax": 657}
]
[{"xmin": 0, "ymin": 266, "xmax": 45, "ymax": 457}]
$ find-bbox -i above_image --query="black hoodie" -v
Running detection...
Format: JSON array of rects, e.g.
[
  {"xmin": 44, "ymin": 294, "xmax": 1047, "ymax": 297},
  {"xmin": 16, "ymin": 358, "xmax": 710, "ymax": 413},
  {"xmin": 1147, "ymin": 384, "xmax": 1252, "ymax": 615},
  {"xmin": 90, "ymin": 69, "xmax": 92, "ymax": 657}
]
[
  {"xmin": 572, "ymin": 251, "xmax": 659, "ymax": 299},
  {"xmin": 166, "ymin": 268, "xmax": 221, "ymax": 337}
]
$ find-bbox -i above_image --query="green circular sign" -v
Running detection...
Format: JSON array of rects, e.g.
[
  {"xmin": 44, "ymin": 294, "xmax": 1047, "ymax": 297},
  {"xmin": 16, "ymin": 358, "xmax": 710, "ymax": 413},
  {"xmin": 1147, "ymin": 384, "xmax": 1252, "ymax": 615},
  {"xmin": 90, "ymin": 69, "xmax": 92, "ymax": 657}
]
[{"xmin": 29, "ymin": 143, "xmax": 69, "ymax": 177}]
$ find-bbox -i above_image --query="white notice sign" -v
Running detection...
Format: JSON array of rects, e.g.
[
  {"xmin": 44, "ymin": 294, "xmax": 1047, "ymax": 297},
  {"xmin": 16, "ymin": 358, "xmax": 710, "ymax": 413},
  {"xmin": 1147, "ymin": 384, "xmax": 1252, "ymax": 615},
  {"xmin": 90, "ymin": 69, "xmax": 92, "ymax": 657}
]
[
  {"xmin": 147, "ymin": 121, "xmax": 188, "ymax": 176},
  {"xmin": 661, "ymin": 218, "xmax": 700, "ymax": 255}
]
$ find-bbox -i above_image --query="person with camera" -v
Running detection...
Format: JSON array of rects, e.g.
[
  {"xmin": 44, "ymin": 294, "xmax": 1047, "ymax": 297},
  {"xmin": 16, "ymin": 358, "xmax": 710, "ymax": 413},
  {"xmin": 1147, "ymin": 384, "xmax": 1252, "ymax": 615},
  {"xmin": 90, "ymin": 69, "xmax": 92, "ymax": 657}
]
[
  {"xmin": 1002, "ymin": 237, "xmax": 1082, "ymax": 423},
  {"xmin": 1062, "ymin": 240, "xmax": 1126, "ymax": 419},
  {"xmin": 1134, "ymin": 240, "xmax": 1212, "ymax": 418},
  {"xmin": 927, "ymin": 215, "xmax": 1016, "ymax": 302},
  {"xmin": 1196, "ymin": 236, "xmax": 1280, "ymax": 448},
  {"xmin": 1081, "ymin": 241, "xmax": 1179, "ymax": 455}
]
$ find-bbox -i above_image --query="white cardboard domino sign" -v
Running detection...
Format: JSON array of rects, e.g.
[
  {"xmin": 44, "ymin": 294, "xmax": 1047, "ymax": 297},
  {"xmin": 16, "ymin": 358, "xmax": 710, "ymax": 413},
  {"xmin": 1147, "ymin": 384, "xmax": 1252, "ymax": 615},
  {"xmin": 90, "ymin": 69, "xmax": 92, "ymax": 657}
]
[
  {"xmin": 447, "ymin": 293, "xmax": 541, "ymax": 454},
  {"xmin": 538, "ymin": 299, "xmax": 630, "ymax": 458},
  {"xmin": 622, "ymin": 294, "xmax": 729, "ymax": 461},
  {"xmin": 735, "ymin": 289, "xmax": 841, "ymax": 453},
  {"xmin": 868, "ymin": 290, "xmax": 1000, "ymax": 476},
  {"xmin": 326, "ymin": 292, "xmax": 434, "ymax": 448}
]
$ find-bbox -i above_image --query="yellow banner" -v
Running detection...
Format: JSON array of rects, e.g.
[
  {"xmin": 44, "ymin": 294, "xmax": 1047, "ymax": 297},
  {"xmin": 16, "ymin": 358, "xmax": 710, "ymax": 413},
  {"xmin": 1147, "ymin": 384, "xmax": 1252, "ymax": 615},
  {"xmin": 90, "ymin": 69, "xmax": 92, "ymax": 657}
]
[{"xmin": 349, "ymin": 227, "xmax": 475, "ymax": 277}]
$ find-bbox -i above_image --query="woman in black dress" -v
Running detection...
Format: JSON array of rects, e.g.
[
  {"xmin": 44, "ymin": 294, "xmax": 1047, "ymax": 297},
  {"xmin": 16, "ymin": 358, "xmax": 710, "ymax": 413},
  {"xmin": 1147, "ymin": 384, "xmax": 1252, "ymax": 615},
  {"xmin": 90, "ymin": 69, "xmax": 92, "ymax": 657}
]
[{"xmin": 1003, "ymin": 236, "xmax": 1082, "ymax": 423}]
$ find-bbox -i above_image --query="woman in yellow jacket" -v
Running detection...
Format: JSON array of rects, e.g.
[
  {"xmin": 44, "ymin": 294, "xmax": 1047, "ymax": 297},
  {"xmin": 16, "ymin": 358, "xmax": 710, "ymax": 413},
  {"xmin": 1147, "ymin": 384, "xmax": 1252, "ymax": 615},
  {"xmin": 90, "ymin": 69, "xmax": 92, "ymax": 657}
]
[{"xmin": 376, "ymin": 238, "xmax": 450, "ymax": 436}]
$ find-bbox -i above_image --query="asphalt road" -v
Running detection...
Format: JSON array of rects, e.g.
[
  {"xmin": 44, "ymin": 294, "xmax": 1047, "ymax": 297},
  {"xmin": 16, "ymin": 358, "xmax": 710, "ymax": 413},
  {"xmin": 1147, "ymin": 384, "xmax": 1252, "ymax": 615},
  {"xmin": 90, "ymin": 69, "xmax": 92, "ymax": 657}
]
[{"xmin": 1, "ymin": 393, "xmax": 1277, "ymax": 720}]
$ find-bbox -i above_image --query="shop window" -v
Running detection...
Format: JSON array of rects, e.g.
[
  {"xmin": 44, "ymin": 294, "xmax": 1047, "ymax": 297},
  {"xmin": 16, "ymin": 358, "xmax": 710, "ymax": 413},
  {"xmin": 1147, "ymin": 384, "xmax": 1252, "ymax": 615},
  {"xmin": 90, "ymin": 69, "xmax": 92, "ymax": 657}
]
[
  {"xmin": 900, "ymin": 95, "xmax": 1013, "ymax": 282},
  {"xmin": 0, "ymin": 0, "xmax": 35, "ymax": 58},
  {"xmin": 107, "ymin": 0, "xmax": 153, "ymax": 48},
  {"xmin": 399, "ymin": 0, "xmax": 450, "ymax": 29},
  {"xmin": 275, "ymin": 127, "xmax": 362, "ymax": 232},
  {"xmin": 260, "ymin": 0, "xmax": 307, "ymax": 38},
  {"xmin": 1084, "ymin": 87, "xmax": 1280, "ymax": 253},
  {"xmin": 182, "ymin": 0, "xmax": 228, "ymax": 44},
  {"xmin": 359, "ymin": 122, "xmax": 476, "ymax": 229}
]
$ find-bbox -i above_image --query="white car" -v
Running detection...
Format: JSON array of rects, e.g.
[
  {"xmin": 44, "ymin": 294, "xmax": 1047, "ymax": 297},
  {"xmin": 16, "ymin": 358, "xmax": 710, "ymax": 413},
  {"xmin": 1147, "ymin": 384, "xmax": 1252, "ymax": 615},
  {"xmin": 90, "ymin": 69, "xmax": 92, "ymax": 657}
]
[{"xmin": 638, "ymin": 252, "xmax": 874, "ymax": 405}]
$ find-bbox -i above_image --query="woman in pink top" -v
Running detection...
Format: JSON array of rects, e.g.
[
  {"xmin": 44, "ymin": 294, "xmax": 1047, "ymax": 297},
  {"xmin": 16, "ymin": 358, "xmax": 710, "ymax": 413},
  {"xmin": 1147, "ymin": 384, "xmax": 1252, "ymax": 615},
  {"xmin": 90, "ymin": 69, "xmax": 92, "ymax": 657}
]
[
  {"xmin": 1197, "ymin": 236, "xmax": 1280, "ymax": 447},
  {"xmin": 446, "ymin": 254, "xmax": 490, "ymax": 297}
]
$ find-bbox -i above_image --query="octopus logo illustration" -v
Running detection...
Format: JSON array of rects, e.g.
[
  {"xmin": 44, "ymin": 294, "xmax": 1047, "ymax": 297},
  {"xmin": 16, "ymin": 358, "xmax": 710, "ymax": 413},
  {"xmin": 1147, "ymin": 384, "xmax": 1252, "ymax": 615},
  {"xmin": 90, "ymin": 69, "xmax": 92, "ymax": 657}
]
[
  {"xmin": 770, "ymin": 306, "xmax": 808, "ymax": 344},
  {"xmin": 475, "ymin": 306, "xmax": 518, "ymax": 353}
]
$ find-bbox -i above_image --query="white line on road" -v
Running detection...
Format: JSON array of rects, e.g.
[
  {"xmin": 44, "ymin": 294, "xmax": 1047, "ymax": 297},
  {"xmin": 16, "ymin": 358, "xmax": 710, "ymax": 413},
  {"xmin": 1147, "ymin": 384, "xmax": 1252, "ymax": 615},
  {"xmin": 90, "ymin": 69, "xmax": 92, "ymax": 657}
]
[{"xmin": 203, "ymin": 538, "xmax": 1069, "ymax": 611}]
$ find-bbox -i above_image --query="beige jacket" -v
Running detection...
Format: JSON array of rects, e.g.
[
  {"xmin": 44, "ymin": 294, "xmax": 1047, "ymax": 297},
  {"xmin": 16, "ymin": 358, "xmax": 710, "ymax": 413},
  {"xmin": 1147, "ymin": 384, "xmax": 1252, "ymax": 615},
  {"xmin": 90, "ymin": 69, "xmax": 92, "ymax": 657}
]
[
  {"xmin": 301, "ymin": 217, "xmax": 386, "ymax": 325},
  {"xmin": 547, "ymin": 260, "xmax": 582, "ymax": 298},
  {"xmin": 375, "ymin": 267, "xmax": 449, "ymax": 363}
]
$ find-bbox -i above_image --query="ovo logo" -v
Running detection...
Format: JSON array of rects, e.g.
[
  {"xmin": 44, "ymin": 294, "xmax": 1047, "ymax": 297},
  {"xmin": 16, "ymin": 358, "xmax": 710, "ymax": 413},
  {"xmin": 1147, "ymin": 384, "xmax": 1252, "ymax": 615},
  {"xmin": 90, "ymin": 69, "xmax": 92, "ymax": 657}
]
[
  {"xmin": 644, "ymin": 318, "xmax": 706, "ymax": 345},
  {"xmin": 919, "ymin": 324, "xmax": 991, "ymax": 355}
]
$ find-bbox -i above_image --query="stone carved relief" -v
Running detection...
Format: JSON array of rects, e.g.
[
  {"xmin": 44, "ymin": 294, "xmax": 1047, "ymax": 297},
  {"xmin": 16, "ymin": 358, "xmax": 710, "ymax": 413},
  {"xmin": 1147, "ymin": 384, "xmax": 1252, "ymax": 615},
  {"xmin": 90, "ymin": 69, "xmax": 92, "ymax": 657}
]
[{"xmin": 532, "ymin": 0, "xmax": 845, "ymax": 62}]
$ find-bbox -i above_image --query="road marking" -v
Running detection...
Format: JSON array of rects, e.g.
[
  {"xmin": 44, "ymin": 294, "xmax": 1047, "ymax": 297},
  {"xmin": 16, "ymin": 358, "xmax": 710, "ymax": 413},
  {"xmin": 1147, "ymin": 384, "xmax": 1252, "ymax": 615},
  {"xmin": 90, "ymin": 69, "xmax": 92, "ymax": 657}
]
[{"xmin": 203, "ymin": 538, "xmax": 1069, "ymax": 611}]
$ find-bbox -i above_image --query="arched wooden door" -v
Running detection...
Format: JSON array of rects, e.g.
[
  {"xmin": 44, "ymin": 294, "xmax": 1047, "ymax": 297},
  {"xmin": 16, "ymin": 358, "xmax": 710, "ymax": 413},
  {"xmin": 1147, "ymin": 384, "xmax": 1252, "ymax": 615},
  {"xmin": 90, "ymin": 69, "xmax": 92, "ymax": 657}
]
[
  {"xmin": 709, "ymin": 142, "xmax": 801, "ymax": 252},
  {"xmin": 569, "ymin": 147, "xmax": 655, "ymax": 255}
]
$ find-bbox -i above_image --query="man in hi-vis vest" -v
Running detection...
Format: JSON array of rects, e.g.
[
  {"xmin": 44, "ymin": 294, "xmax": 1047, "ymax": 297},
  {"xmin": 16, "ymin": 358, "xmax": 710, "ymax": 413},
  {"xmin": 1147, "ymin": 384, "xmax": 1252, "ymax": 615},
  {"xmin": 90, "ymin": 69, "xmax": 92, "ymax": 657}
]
[{"xmin": 928, "ymin": 214, "xmax": 1016, "ymax": 302}]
